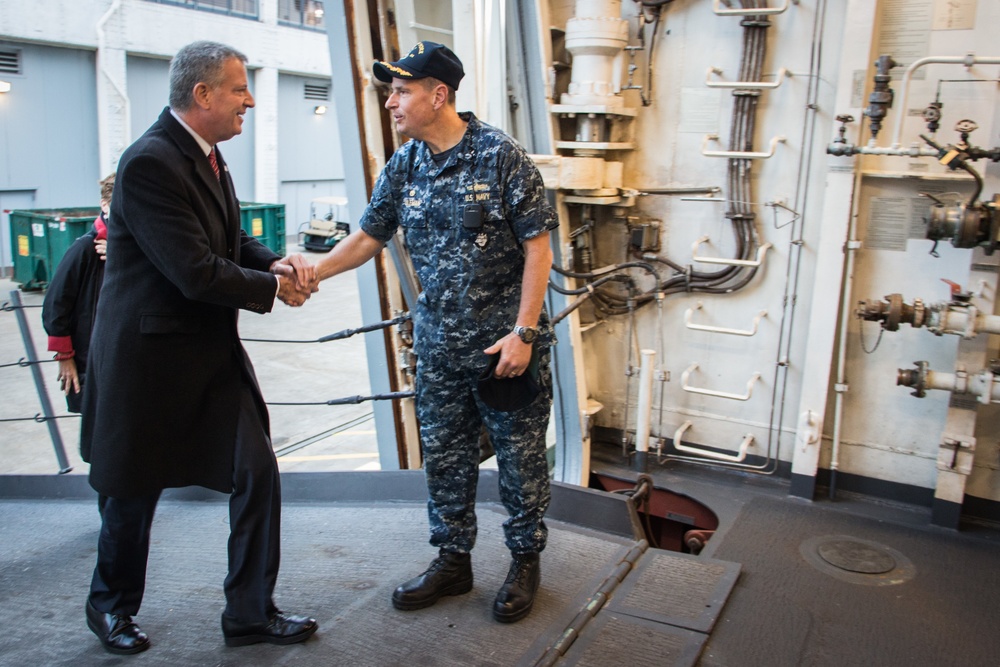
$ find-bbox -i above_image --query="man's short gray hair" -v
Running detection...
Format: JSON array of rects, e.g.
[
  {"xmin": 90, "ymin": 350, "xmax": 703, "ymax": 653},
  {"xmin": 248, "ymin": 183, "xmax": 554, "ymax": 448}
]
[{"xmin": 168, "ymin": 41, "xmax": 248, "ymax": 111}]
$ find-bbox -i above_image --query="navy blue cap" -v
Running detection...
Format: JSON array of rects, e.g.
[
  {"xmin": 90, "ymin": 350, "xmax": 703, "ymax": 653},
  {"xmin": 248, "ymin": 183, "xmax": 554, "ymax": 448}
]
[
  {"xmin": 373, "ymin": 41, "xmax": 465, "ymax": 91},
  {"xmin": 476, "ymin": 349, "xmax": 541, "ymax": 412}
]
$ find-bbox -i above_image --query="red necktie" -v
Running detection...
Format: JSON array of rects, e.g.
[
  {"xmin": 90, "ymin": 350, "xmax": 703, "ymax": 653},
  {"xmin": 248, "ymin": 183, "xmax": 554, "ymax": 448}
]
[{"xmin": 208, "ymin": 148, "xmax": 220, "ymax": 180}]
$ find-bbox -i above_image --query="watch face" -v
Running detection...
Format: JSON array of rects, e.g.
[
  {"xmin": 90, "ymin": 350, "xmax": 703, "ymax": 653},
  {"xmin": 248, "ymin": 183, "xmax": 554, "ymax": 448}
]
[{"xmin": 516, "ymin": 326, "xmax": 538, "ymax": 343}]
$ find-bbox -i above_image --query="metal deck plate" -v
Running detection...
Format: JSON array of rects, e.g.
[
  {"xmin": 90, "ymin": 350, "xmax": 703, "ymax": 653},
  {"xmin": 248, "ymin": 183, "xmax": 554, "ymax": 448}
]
[
  {"xmin": 605, "ymin": 550, "xmax": 741, "ymax": 633},
  {"xmin": 556, "ymin": 612, "xmax": 706, "ymax": 667},
  {"xmin": 816, "ymin": 537, "xmax": 896, "ymax": 573}
]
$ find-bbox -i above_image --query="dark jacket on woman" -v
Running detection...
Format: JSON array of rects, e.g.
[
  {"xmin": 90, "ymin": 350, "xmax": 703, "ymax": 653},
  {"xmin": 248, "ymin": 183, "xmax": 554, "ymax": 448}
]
[{"xmin": 42, "ymin": 219, "xmax": 106, "ymax": 413}]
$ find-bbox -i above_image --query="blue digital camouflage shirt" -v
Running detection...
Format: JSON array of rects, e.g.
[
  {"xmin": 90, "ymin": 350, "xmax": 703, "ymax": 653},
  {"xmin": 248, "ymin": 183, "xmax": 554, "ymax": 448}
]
[{"xmin": 361, "ymin": 112, "xmax": 558, "ymax": 363}]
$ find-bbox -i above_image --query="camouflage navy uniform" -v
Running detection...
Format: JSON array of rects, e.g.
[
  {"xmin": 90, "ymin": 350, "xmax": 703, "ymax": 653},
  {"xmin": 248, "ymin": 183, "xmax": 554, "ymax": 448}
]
[{"xmin": 361, "ymin": 112, "xmax": 557, "ymax": 556}]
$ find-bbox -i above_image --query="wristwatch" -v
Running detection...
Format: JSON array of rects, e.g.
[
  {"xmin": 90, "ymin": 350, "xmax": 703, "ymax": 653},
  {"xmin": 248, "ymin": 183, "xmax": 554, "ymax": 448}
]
[{"xmin": 513, "ymin": 325, "xmax": 539, "ymax": 344}]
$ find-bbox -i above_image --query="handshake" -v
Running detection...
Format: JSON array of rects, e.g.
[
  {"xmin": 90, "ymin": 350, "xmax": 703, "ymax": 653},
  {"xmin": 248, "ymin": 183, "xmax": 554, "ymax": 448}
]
[{"xmin": 270, "ymin": 254, "xmax": 321, "ymax": 307}]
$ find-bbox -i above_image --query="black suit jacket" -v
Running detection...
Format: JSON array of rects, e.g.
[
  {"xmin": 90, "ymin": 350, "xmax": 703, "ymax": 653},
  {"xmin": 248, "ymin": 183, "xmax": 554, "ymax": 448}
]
[{"xmin": 81, "ymin": 107, "xmax": 281, "ymax": 497}]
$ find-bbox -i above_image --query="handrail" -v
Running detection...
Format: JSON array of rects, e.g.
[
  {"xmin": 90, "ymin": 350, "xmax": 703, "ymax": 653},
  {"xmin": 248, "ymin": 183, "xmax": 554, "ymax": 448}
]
[
  {"xmin": 692, "ymin": 236, "xmax": 773, "ymax": 267},
  {"xmin": 713, "ymin": 0, "xmax": 795, "ymax": 16},
  {"xmin": 673, "ymin": 421, "xmax": 754, "ymax": 462},
  {"xmin": 685, "ymin": 301, "xmax": 767, "ymax": 336},
  {"xmin": 681, "ymin": 363, "xmax": 761, "ymax": 401},
  {"xmin": 702, "ymin": 134, "xmax": 786, "ymax": 159},
  {"xmin": 705, "ymin": 66, "xmax": 790, "ymax": 89}
]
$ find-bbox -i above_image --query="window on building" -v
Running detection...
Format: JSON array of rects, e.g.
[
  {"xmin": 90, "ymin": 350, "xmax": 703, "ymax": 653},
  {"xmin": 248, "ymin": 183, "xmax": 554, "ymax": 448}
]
[
  {"xmin": 278, "ymin": 0, "xmax": 326, "ymax": 31},
  {"xmin": 142, "ymin": 0, "xmax": 259, "ymax": 20}
]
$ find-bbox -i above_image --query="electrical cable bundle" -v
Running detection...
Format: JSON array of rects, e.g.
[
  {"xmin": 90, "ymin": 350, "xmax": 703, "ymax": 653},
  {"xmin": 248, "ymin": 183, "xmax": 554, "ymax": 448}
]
[{"xmin": 556, "ymin": 0, "xmax": 773, "ymax": 321}]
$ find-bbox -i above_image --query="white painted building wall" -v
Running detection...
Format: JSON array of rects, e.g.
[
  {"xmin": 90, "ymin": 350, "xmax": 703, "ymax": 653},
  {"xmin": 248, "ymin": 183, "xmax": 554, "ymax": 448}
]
[{"xmin": 0, "ymin": 0, "xmax": 339, "ymax": 244}]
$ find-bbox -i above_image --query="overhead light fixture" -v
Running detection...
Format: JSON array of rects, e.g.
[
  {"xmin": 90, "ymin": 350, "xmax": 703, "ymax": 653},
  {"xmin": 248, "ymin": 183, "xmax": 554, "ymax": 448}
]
[
  {"xmin": 314, "ymin": 105, "xmax": 327, "ymax": 115},
  {"xmin": 0, "ymin": 81, "xmax": 11, "ymax": 93}
]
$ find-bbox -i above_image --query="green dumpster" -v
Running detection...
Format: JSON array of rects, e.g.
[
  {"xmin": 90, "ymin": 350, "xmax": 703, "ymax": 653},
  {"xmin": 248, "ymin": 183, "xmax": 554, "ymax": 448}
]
[
  {"xmin": 9, "ymin": 208, "xmax": 99, "ymax": 291},
  {"xmin": 239, "ymin": 202, "xmax": 286, "ymax": 256}
]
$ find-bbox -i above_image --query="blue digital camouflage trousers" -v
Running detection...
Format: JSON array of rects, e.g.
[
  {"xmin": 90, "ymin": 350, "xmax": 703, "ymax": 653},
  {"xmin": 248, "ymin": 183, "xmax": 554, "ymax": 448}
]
[{"xmin": 415, "ymin": 343, "xmax": 552, "ymax": 556}]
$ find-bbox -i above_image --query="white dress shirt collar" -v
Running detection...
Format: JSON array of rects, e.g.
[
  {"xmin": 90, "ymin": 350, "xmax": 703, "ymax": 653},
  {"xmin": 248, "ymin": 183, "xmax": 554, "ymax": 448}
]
[{"xmin": 170, "ymin": 108, "xmax": 213, "ymax": 157}]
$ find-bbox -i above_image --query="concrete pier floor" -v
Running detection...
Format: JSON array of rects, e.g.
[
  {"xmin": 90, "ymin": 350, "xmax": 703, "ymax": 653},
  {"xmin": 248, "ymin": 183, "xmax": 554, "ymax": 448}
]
[{"xmin": 1, "ymin": 244, "xmax": 378, "ymax": 478}]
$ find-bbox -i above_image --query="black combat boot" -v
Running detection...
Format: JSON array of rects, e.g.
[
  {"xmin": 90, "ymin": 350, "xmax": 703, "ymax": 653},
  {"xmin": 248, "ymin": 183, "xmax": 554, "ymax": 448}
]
[
  {"xmin": 492, "ymin": 552, "xmax": 540, "ymax": 623},
  {"xmin": 392, "ymin": 551, "xmax": 473, "ymax": 610}
]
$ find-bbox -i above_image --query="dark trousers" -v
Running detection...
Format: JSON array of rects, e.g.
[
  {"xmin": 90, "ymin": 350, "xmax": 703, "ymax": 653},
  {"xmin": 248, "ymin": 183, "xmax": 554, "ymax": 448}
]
[{"xmin": 88, "ymin": 384, "xmax": 281, "ymax": 623}]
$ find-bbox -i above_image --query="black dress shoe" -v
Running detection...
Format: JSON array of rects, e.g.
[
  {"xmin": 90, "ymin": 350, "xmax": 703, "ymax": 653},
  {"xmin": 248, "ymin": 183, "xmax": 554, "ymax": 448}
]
[
  {"xmin": 85, "ymin": 600, "xmax": 150, "ymax": 655},
  {"xmin": 493, "ymin": 552, "xmax": 540, "ymax": 623},
  {"xmin": 221, "ymin": 611, "xmax": 318, "ymax": 647},
  {"xmin": 392, "ymin": 551, "xmax": 473, "ymax": 611}
]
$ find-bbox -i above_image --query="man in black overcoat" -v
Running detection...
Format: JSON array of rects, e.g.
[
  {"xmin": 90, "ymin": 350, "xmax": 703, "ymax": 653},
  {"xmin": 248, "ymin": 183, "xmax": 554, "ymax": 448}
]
[{"xmin": 80, "ymin": 41, "xmax": 318, "ymax": 654}]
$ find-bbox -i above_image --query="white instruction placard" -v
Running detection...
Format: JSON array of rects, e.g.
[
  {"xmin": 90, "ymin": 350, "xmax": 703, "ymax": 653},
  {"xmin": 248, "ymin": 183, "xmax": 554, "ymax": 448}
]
[
  {"xmin": 678, "ymin": 88, "xmax": 722, "ymax": 134},
  {"xmin": 865, "ymin": 196, "xmax": 911, "ymax": 251},
  {"xmin": 933, "ymin": 0, "xmax": 977, "ymax": 30},
  {"xmin": 878, "ymin": 0, "xmax": 933, "ymax": 79}
]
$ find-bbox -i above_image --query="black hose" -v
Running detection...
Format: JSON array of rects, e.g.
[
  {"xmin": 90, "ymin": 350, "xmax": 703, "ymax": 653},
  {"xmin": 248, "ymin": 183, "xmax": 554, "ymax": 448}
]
[
  {"xmin": 920, "ymin": 133, "xmax": 984, "ymax": 206},
  {"xmin": 554, "ymin": 0, "xmax": 775, "ymax": 319},
  {"xmin": 960, "ymin": 162, "xmax": 984, "ymax": 207},
  {"xmin": 548, "ymin": 272, "xmax": 631, "ymax": 296},
  {"xmin": 552, "ymin": 261, "xmax": 660, "ymax": 284}
]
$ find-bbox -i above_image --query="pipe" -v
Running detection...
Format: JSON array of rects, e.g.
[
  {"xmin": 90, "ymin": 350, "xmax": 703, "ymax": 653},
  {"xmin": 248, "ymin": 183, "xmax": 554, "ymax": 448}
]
[
  {"xmin": 763, "ymin": 0, "xmax": 827, "ymax": 479},
  {"xmin": 829, "ymin": 143, "xmax": 940, "ymax": 157},
  {"xmin": 620, "ymin": 296, "xmax": 637, "ymax": 456},
  {"xmin": 96, "ymin": 0, "xmax": 130, "ymax": 169},
  {"xmin": 934, "ymin": 307, "xmax": 1000, "ymax": 337},
  {"xmin": 829, "ymin": 210, "xmax": 864, "ymax": 498},
  {"xmin": 561, "ymin": 0, "xmax": 629, "ymax": 108},
  {"xmin": 890, "ymin": 54, "xmax": 1000, "ymax": 148},
  {"xmin": 638, "ymin": 186, "xmax": 721, "ymax": 196},
  {"xmin": 634, "ymin": 349, "xmax": 656, "ymax": 470},
  {"xmin": 899, "ymin": 367, "xmax": 1000, "ymax": 404}
]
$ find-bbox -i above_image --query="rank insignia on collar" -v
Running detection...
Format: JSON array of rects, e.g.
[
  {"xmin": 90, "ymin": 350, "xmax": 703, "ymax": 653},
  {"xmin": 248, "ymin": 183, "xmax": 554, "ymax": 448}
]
[{"xmin": 475, "ymin": 233, "xmax": 488, "ymax": 248}]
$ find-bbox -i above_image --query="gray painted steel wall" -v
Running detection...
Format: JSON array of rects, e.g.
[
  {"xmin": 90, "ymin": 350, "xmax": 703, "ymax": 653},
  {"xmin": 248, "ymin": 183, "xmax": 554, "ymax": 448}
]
[
  {"xmin": 0, "ymin": 41, "xmax": 353, "ymax": 259},
  {"xmin": 277, "ymin": 72, "xmax": 345, "ymax": 232},
  {"xmin": 123, "ymin": 55, "xmax": 256, "ymax": 199},
  {"xmin": 0, "ymin": 42, "xmax": 100, "ymax": 272},
  {"xmin": 0, "ymin": 43, "xmax": 100, "ymax": 207}
]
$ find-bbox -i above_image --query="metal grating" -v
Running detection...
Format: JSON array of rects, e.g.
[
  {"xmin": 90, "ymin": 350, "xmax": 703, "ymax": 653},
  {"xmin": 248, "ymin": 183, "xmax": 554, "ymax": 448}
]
[
  {"xmin": 304, "ymin": 82, "xmax": 330, "ymax": 100},
  {"xmin": 606, "ymin": 550, "xmax": 741, "ymax": 633},
  {"xmin": 0, "ymin": 49, "xmax": 21, "ymax": 75}
]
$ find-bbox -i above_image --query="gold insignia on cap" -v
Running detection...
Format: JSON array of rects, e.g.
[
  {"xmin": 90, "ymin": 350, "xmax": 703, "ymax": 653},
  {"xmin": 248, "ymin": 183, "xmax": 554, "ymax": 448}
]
[{"xmin": 380, "ymin": 61, "xmax": 412, "ymax": 77}]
